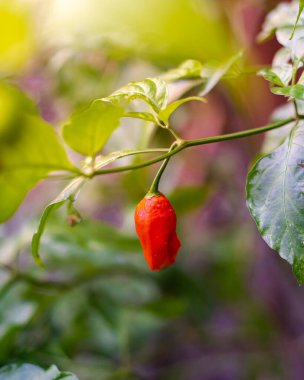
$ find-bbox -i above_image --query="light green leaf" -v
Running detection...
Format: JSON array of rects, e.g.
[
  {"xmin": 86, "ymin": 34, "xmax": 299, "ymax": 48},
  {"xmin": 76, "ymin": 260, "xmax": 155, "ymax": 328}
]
[
  {"xmin": 271, "ymin": 84, "xmax": 304, "ymax": 100},
  {"xmin": 199, "ymin": 51, "xmax": 243, "ymax": 96},
  {"xmin": 0, "ymin": 363, "xmax": 79, "ymax": 380},
  {"xmin": 158, "ymin": 96, "xmax": 206, "ymax": 124},
  {"xmin": 246, "ymin": 122, "xmax": 304, "ymax": 284},
  {"xmin": 32, "ymin": 177, "xmax": 86, "ymax": 266},
  {"xmin": 259, "ymin": 2, "xmax": 304, "ymax": 59},
  {"xmin": 258, "ymin": 1, "xmax": 302, "ymax": 42},
  {"xmin": 104, "ymin": 78, "xmax": 168, "ymax": 112},
  {"xmin": 290, "ymin": 2, "xmax": 304, "ymax": 40},
  {"xmin": 258, "ymin": 65, "xmax": 293, "ymax": 87},
  {"xmin": 0, "ymin": 82, "xmax": 35, "ymax": 143},
  {"xmin": 63, "ymin": 100, "xmax": 124, "ymax": 156},
  {"xmin": 160, "ymin": 59, "xmax": 203, "ymax": 82},
  {"xmin": 32, "ymin": 201, "xmax": 66, "ymax": 267},
  {"xmin": 123, "ymin": 111, "xmax": 158, "ymax": 124},
  {"xmin": 0, "ymin": 115, "xmax": 76, "ymax": 223}
]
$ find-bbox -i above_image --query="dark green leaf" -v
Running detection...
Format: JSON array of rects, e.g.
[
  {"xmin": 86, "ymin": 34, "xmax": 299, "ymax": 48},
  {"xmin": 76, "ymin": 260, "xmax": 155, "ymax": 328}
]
[
  {"xmin": 63, "ymin": 100, "xmax": 124, "ymax": 156},
  {"xmin": 32, "ymin": 177, "xmax": 86, "ymax": 266},
  {"xmin": 0, "ymin": 283, "xmax": 36, "ymax": 342},
  {"xmin": 0, "ymin": 363, "xmax": 79, "ymax": 380},
  {"xmin": 0, "ymin": 115, "xmax": 76, "ymax": 223},
  {"xmin": 104, "ymin": 78, "xmax": 168, "ymax": 112},
  {"xmin": 246, "ymin": 122, "xmax": 304, "ymax": 284}
]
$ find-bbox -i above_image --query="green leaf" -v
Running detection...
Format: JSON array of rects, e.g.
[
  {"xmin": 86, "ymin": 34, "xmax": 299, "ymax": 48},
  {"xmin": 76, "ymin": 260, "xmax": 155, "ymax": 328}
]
[
  {"xmin": 257, "ymin": 1, "xmax": 303, "ymax": 42},
  {"xmin": 41, "ymin": 218, "xmax": 142, "ymax": 274},
  {"xmin": 123, "ymin": 111, "xmax": 158, "ymax": 124},
  {"xmin": 160, "ymin": 59, "xmax": 203, "ymax": 82},
  {"xmin": 271, "ymin": 84, "xmax": 304, "ymax": 100},
  {"xmin": 0, "ymin": 115, "xmax": 75, "ymax": 223},
  {"xmin": 293, "ymin": 255, "xmax": 304, "ymax": 284},
  {"xmin": 158, "ymin": 96, "xmax": 206, "ymax": 124},
  {"xmin": 104, "ymin": 78, "xmax": 168, "ymax": 113},
  {"xmin": 63, "ymin": 100, "xmax": 124, "ymax": 156},
  {"xmin": 32, "ymin": 177, "xmax": 86, "ymax": 266},
  {"xmin": 0, "ymin": 363, "xmax": 79, "ymax": 380},
  {"xmin": 258, "ymin": 66, "xmax": 292, "ymax": 87},
  {"xmin": 199, "ymin": 51, "xmax": 243, "ymax": 96},
  {"xmin": 260, "ymin": 2, "xmax": 304, "ymax": 60},
  {"xmin": 246, "ymin": 122, "xmax": 304, "ymax": 284}
]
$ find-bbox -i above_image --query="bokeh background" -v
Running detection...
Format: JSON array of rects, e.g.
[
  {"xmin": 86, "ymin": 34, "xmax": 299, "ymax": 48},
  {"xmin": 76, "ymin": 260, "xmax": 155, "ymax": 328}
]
[{"xmin": 1, "ymin": 0, "xmax": 302, "ymax": 379}]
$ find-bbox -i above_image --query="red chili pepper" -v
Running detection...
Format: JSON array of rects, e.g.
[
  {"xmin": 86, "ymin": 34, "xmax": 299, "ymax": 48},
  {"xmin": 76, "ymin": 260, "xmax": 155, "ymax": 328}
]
[{"xmin": 135, "ymin": 192, "xmax": 181, "ymax": 271}]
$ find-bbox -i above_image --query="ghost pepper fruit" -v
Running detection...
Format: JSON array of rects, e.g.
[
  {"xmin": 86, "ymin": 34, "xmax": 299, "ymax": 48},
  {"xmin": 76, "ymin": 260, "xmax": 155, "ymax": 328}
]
[
  {"xmin": 134, "ymin": 145, "xmax": 181, "ymax": 271},
  {"xmin": 135, "ymin": 192, "xmax": 181, "ymax": 271}
]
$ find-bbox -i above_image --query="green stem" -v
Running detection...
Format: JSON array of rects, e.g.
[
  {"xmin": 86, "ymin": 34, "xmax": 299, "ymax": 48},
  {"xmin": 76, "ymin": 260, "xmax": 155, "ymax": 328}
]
[
  {"xmin": 167, "ymin": 126, "xmax": 183, "ymax": 142},
  {"xmin": 184, "ymin": 117, "xmax": 295, "ymax": 147},
  {"xmin": 91, "ymin": 117, "xmax": 295, "ymax": 177},
  {"xmin": 294, "ymin": 100, "xmax": 299, "ymax": 119},
  {"xmin": 148, "ymin": 144, "xmax": 178, "ymax": 195},
  {"xmin": 292, "ymin": 59, "xmax": 299, "ymax": 87},
  {"xmin": 290, "ymin": 5, "xmax": 304, "ymax": 40}
]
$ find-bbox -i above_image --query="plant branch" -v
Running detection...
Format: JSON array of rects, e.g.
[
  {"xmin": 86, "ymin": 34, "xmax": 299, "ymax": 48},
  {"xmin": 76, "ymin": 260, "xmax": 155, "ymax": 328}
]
[
  {"xmin": 91, "ymin": 117, "xmax": 296, "ymax": 177},
  {"xmin": 149, "ymin": 143, "xmax": 178, "ymax": 194},
  {"xmin": 184, "ymin": 117, "xmax": 296, "ymax": 147}
]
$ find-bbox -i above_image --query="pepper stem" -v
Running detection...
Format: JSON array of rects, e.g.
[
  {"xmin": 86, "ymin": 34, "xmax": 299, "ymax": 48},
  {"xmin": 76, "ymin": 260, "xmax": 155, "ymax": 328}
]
[{"xmin": 148, "ymin": 143, "xmax": 177, "ymax": 195}]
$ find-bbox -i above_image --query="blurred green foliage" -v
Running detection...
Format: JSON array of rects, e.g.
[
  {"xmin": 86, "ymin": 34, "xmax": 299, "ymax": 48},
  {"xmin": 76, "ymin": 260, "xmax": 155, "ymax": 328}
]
[
  {"xmin": 45, "ymin": 0, "xmax": 233, "ymax": 63},
  {"xmin": 0, "ymin": 2, "xmax": 36, "ymax": 73},
  {"xmin": 0, "ymin": 211, "xmax": 283, "ymax": 380}
]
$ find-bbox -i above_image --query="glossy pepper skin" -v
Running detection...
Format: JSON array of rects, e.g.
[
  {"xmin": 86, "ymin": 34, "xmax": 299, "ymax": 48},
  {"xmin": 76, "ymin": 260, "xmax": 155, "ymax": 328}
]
[{"xmin": 134, "ymin": 192, "xmax": 181, "ymax": 271}]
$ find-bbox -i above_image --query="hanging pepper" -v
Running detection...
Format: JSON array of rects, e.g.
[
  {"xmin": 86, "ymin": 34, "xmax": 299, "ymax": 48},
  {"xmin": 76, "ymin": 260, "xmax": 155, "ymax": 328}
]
[{"xmin": 134, "ymin": 148, "xmax": 181, "ymax": 271}]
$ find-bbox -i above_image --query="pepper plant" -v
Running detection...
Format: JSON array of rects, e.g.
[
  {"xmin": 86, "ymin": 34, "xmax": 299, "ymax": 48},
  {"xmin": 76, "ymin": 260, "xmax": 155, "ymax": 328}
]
[{"xmin": 2, "ymin": 0, "xmax": 304, "ymax": 284}]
